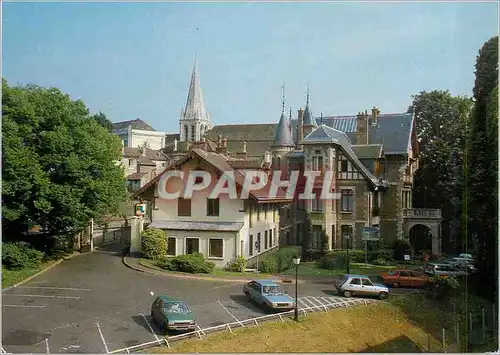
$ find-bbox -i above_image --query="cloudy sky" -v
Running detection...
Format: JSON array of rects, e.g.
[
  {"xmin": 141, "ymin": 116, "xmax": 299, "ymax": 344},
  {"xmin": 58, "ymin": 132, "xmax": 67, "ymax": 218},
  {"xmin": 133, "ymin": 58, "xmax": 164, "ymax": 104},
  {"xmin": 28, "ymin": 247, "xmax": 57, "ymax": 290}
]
[{"xmin": 3, "ymin": 1, "xmax": 498, "ymax": 133}]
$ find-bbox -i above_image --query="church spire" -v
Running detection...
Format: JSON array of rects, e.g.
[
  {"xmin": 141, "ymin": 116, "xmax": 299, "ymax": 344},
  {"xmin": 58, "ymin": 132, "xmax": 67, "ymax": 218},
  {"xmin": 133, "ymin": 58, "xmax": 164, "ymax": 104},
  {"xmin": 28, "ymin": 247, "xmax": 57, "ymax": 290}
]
[
  {"xmin": 272, "ymin": 84, "xmax": 294, "ymax": 148},
  {"xmin": 182, "ymin": 55, "xmax": 209, "ymax": 122}
]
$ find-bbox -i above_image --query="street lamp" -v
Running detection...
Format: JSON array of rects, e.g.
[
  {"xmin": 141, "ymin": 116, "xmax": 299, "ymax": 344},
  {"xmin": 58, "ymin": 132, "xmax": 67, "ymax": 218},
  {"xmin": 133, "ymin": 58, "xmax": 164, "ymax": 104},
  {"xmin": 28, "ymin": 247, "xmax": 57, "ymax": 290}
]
[
  {"xmin": 346, "ymin": 235, "xmax": 351, "ymax": 274},
  {"xmin": 293, "ymin": 256, "xmax": 301, "ymax": 322}
]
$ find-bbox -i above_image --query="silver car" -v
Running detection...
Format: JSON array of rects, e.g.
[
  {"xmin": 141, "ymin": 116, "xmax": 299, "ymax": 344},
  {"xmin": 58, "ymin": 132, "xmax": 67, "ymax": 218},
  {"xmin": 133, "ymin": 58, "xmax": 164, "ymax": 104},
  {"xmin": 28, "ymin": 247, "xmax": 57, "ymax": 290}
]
[{"xmin": 335, "ymin": 274, "xmax": 389, "ymax": 300}]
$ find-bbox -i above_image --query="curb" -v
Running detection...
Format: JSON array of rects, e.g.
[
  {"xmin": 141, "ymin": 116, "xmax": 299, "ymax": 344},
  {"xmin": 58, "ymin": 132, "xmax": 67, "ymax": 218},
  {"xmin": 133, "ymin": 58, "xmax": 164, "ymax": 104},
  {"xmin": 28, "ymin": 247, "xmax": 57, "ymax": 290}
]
[
  {"xmin": 122, "ymin": 255, "xmax": 303, "ymax": 284},
  {"xmin": 2, "ymin": 251, "xmax": 82, "ymax": 292}
]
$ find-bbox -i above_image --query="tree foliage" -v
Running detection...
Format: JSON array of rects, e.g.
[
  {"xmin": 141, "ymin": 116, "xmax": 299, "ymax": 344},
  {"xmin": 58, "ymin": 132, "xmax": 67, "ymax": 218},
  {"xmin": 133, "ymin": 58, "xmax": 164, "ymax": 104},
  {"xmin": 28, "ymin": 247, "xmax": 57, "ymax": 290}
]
[
  {"xmin": 91, "ymin": 111, "xmax": 114, "ymax": 133},
  {"xmin": 466, "ymin": 36, "xmax": 498, "ymax": 299},
  {"xmin": 408, "ymin": 90, "xmax": 473, "ymax": 251},
  {"xmin": 2, "ymin": 79, "xmax": 127, "ymax": 237}
]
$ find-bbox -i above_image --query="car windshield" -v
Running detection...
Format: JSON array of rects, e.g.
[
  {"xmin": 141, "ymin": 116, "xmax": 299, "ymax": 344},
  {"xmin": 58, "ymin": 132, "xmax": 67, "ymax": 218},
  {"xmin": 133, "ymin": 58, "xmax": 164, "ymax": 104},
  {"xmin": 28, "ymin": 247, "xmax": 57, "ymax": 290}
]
[
  {"xmin": 164, "ymin": 302, "xmax": 190, "ymax": 314},
  {"xmin": 262, "ymin": 285, "xmax": 284, "ymax": 294},
  {"xmin": 339, "ymin": 275, "xmax": 349, "ymax": 286},
  {"xmin": 388, "ymin": 270, "xmax": 396, "ymax": 276}
]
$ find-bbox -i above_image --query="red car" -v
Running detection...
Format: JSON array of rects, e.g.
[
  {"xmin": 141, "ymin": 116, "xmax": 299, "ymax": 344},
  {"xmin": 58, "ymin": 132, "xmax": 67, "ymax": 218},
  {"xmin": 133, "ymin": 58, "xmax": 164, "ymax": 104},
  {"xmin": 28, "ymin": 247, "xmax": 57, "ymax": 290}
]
[{"xmin": 378, "ymin": 269, "xmax": 430, "ymax": 288}]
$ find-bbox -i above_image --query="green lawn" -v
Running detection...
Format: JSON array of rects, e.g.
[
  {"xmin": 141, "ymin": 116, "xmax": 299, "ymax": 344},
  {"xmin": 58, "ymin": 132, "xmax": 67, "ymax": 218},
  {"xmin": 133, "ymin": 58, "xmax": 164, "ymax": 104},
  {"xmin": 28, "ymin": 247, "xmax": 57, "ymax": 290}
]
[
  {"xmin": 2, "ymin": 261, "xmax": 55, "ymax": 289},
  {"xmin": 279, "ymin": 261, "xmax": 418, "ymax": 278}
]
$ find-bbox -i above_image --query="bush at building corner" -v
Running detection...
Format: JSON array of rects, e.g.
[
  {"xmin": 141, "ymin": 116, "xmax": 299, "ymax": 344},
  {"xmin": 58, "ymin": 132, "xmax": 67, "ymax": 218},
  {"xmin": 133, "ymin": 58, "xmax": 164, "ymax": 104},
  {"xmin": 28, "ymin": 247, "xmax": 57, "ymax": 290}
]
[
  {"xmin": 2, "ymin": 242, "xmax": 44, "ymax": 270},
  {"xmin": 392, "ymin": 239, "xmax": 413, "ymax": 261},
  {"xmin": 156, "ymin": 253, "xmax": 215, "ymax": 274},
  {"xmin": 226, "ymin": 255, "xmax": 247, "ymax": 272},
  {"xmin": 141, "ymin": 228, "xmax": 167, "ymax": 260},
  {"xmin": 317, "ymin": 249, "xmax": 395, "ymax": 270}
]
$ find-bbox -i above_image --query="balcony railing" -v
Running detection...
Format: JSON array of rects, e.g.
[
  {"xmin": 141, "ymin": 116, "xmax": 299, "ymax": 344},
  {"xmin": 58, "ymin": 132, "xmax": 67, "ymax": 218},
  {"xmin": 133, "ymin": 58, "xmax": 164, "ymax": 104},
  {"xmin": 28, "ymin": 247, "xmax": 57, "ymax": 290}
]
[{"xmin": 403, "ymin": 208, "xmax": 442, "ymax": 219}]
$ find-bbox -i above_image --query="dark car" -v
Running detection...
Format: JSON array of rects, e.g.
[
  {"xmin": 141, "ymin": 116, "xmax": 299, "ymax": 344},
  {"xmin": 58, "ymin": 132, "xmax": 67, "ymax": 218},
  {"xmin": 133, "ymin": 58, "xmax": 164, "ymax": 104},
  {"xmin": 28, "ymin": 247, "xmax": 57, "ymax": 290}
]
[{"xmin": 150, "ymin": 295, "xmax": 196, "ymax": 333}]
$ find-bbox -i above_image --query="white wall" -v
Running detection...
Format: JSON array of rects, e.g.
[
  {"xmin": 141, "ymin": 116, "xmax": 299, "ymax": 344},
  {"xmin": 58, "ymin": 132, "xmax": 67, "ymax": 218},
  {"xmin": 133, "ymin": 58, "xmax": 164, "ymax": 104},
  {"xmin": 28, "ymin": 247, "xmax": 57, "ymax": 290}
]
[{"xmin": 130, "ymin": 129, "xmax": 166, "ymax": 150}]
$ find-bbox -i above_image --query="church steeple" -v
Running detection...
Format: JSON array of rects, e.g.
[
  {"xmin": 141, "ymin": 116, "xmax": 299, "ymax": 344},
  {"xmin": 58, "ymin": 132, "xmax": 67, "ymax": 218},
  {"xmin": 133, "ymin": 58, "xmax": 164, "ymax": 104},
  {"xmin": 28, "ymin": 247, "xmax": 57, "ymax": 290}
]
[
  {"xmin": 272, "ymin": 83, "xmax": 294, "ymax": 148},
  {"xmin": 179, "ymin": 55, "xmax": 211, "ymax": 142},
  {"xmin": 301, "ymin": 84, "xmax": 317, "ymax": 138}
]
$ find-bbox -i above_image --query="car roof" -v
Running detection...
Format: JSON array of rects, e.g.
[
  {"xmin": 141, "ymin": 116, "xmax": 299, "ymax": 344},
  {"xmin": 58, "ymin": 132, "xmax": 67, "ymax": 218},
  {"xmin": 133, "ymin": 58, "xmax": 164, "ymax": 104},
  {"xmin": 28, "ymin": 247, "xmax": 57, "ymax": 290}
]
[
  {"xmin": 158, "ymin": 295, "xmax": 184, "ymax": 303},
  {"xmin": 255, "ymin": 279, "xmax": 281, "ymax": 286},
  {"xmin": 346, "ymin": 274, "xmax": 369, "ymax": 278}
]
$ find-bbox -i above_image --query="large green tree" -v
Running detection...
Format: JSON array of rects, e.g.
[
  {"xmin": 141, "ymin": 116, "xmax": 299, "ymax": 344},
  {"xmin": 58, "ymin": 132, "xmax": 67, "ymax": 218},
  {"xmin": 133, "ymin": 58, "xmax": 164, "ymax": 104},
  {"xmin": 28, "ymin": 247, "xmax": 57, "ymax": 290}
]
[
  {"xmin": 408, "ymin": 91, "xmax": 473, "ymax": 251},
  {"xmin": 2, "ymin": 79, "xmax": 127, "ymax": 237},
  {"xmin": 91, "ymin": 111, "xmax": 114, "ymax": 133},
  {"xmin": 466, "ymin": 36, "xmax": 498, "ymax": 299}
]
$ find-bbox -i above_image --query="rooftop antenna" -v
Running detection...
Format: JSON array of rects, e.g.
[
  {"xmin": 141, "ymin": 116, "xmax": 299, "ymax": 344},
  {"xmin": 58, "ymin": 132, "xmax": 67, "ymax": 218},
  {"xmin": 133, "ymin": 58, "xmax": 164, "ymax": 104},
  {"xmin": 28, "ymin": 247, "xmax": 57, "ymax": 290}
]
[
  {"xmin": 281, "ymin": 81, "xmax": 285, "ymax": 114},
  {"xmin": 289, "ymin": 106, "xmax": 292, "ymax": 120},
  {"xmin": 320, "ymin": 112, "xmax": 323, "ymax": 125},
  {"xmin": 306, "ymin": 82, "xmax": 310, "ymax": 106}
]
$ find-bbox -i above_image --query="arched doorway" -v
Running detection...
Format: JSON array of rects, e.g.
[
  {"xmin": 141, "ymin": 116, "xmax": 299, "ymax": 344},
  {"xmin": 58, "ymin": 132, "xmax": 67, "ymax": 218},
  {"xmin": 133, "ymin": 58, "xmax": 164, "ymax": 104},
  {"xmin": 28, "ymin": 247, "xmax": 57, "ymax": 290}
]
[{"xmin": 409, "ymin": 224, "xmax": 432, "ymax": 252}]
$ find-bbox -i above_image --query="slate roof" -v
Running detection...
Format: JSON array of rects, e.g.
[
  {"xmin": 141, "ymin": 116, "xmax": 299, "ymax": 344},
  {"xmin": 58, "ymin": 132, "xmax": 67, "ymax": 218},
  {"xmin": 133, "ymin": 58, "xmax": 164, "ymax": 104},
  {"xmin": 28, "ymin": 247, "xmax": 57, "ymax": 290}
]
[
  {"xmin": 123, "ymin": 147, "xmax": 170, "ymax": 162},
  {"xmin": 147, "ymin": 220, "xmax": 244, "ymax": 232},
  {"xmin": 302, "ymin": 125, "xmax": 383, "ymax": 187},
  {"xmin": 351, "ymin": 144, "xmax": 384, "ymax": 159},
  {"xmin": 112, "ymin": 119, "xmax": 156, "ymax": 132},
  {"xmin": 272, "ymin": 113, "xmax": 295, "ymax": 147},
  {"xmin": 302, "ymin": 104, "xmax": 317, "ymax": 127}
]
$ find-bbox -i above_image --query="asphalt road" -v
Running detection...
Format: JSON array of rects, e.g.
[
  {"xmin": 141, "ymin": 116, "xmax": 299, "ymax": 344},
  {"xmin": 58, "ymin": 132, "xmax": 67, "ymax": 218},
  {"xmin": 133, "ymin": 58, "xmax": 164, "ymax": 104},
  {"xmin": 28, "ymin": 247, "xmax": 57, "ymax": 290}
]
[{"xmin": 2, "ymin": 244, "xmax": 420, "ymax": 354}]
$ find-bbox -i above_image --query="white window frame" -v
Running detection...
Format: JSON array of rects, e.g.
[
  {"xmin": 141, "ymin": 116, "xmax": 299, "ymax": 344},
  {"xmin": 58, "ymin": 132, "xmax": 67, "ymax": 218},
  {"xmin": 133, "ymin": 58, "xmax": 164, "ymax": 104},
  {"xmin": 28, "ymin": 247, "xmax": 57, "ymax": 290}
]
[
  {"xmin": 208, "ymin": 238, "xmax": 224, "ymax": 259},
  {"xmin": 184, "ymin": 237, "xmax": 200, "ymax": 254}
]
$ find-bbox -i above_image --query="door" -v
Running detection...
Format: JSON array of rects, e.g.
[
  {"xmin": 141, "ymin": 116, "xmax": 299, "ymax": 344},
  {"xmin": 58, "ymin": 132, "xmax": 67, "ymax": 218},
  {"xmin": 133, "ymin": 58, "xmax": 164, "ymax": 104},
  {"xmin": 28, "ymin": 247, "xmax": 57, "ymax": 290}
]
[
  {"xmin": 398, "ymin": 271, "xmax": 411, "ymax": 287},
  {"xmin": 360, "ymin": 278, "xmax": 376, "ymax": 296}
]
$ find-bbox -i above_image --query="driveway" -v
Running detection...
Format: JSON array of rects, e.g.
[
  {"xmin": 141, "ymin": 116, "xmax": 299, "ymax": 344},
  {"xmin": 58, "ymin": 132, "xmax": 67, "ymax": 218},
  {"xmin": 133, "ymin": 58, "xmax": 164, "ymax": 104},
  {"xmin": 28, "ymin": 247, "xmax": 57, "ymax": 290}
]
[{"xmin": 2, "ymin": 244, "xmax": 419, "ymax": 353}]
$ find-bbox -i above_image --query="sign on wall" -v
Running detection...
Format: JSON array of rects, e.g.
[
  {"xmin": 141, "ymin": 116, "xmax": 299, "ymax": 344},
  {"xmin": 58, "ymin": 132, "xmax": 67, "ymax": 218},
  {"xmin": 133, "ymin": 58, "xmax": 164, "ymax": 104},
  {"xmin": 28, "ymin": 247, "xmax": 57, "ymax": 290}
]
[{"xmin": 135, "ymin": 203, "xmax": 146, "ymax": 216}]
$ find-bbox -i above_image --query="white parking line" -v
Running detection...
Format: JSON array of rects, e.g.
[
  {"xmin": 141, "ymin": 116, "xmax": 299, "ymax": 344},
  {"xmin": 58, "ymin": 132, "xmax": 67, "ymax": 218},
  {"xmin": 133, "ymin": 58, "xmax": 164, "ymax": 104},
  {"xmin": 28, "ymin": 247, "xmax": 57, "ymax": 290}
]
[
  {"xmin": 3, "ymin": 294, "xmax": 81, "ymax": 300},
  {"xmin": 217, "ymin": 301, "xmax": 243, "ymax": 326},
  {"xmin": 309, "ymin": 296, "xmax": 325, "ymax": 306},
  {"xmin": 95, "ymin": 322, "xmax": 109, "ymax": 353},
  {"xmin": 16, "ymin": 286, "xmax": 90, "ymax": 291},
  {"xmin": 297, "ymin": 298, "xmax": 310, "ymax": 308},
  {"xmin": 141, "ymin": 314, "xmax": 159, "ymax": 342},
  {"xmin": 300, "ymin": 297, "xmax": 319, "ymax": 307},
  {"xmin": 45, "ymin": 338, "xmax": 50, "ymax": 354},
  {"xmin": 2, "ymin": 304, "xmax": 47, "ymax": 308}
]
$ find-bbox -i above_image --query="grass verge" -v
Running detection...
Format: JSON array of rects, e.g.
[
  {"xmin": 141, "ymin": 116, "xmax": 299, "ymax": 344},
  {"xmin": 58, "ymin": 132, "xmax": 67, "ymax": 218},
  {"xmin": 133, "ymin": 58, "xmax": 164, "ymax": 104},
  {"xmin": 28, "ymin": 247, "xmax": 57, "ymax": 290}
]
[
  {"xmin": 2, "ymin": 260, "xmax": 57, "ymax": 289},
  {"xmin": 138, "ymin": 258, "xmax": 275, "ymax": 279},
  {"xmin": 147, "ymin": 301, "xmax": 445, "ymax": 353}
]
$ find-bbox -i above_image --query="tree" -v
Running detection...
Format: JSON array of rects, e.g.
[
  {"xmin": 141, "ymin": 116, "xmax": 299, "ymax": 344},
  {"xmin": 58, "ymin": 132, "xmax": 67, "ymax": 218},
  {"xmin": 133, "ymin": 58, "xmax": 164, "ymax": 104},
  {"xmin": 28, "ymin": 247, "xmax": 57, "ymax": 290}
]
[
  {"xmin": 466, "ymin": 36, "xmax": 498, "ymax": 299},
  {"xmin": 2, "ymin": 79, "xmax": 128, "ymax": 237},
  {"xmin": 91, "ymin": 111, "xmax": 114, "ymax": 133},
  {"xmin": 408, "ymin": 90, "xmax": 473, "ymax": 251}
]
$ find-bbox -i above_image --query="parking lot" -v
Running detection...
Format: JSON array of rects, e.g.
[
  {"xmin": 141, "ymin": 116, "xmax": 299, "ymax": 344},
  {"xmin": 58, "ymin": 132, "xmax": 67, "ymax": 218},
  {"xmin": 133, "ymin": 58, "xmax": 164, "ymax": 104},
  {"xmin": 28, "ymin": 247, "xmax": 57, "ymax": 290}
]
[{"xmin": 2, "ymin": 246, "xmax": 386, "ymax": 353}]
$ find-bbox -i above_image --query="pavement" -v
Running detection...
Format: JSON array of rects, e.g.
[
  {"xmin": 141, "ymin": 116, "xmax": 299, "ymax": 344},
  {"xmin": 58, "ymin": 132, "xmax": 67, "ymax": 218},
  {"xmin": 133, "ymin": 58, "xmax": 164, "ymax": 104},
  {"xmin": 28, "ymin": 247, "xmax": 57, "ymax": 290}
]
[{"xmin": 2, "ymin": 243, "xmax": 421, "ymax": 354}]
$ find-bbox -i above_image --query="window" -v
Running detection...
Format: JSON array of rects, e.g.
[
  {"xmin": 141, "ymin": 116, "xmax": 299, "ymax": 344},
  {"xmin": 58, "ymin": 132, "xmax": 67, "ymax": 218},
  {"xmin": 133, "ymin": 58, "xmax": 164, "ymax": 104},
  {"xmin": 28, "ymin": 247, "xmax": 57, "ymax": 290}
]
[
  {"xmin": 249, "ymin": 234, "xmax": 254, "ymax": 256},
  {"xmin": 312, "ymin": 156, "xmax": 323, "ymax": 171},
  {"xmin": 341, "ymin": 160, "xmax": 348, "ymax": 172},
  {"xmin": 184, "ymin": 125, "xmax": 188, "ymax": 141},
  {"xmin": 178, "ymin": 198, "xmax": 191, "ymax": 216},
  {"xmin": 312, "ymin": 191, "xmax": 323, "ymax": 212},
  {"xmin": 256, "ymin": 233, "xmax": 261, "ymax": 252},
  {"xmin": 312, "ymin": 225, "xmax": 323, "ymax": 250},
  {"xmin": 257, "ymin": 205, "xmax": 261, "ymax": 221},
  {"xmin": 207, "ymin": 198, "xmax": 220, "ymax": 216},
  {"xmin": 123, "ymin": 139, "xmax": 128, "ymax": 147},
  {"xmin": 264, "ymin": 230, "xmax": 268, "ymax": 249},
  {"xmin": 209, "ymin": 239, "xmax": 223, "ymax": 258},
  {"xmin": 128, "ymin": 159, "xmax": 133, "ymax": 166},
  {"xmin": 240, "ymin": 240, "xmax": 244, "ymax": 256},
  {"xmin": 331, "ymin": 225, "xmax": 336, "ymax": 249},
  {"xmin": 341, "ymin": 225, "xmax": 353, "ymax": 249},
  {"xmin": 269, "ymin": 229, "xmax": 273, "ymax": 247},
  {"xmin": 350, "ymin": 278, "xmax": 361, "ymax": 285},
  {"xmin": 167, "ymin": 237, "xmax": 176, "ymax": 256},
  {"xmin": 361, "ymin": 278, "xmax": 374, "ymax": 286},
  {"xmin": 185, "ymin": 238, "xmax": 199, "ymax": 254},
  {"xmin": 399, "ymin": 271, "xmax": 410, "ymax": 277},
  {"xmin": 191, "ymin": 125, "xmax": 195, "ymax": 141},
  {"xmin": 341, "ymin": 189, "xmax": 354, "ymax": 212}
]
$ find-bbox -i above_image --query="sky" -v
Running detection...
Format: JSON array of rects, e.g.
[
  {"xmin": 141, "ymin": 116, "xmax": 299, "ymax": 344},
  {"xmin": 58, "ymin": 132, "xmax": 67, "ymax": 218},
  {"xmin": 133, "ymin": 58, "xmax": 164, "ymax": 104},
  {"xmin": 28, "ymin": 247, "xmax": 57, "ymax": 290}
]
[{"xmin": 3, "ymin": 1, "xmax": 498, "ymax": 134}]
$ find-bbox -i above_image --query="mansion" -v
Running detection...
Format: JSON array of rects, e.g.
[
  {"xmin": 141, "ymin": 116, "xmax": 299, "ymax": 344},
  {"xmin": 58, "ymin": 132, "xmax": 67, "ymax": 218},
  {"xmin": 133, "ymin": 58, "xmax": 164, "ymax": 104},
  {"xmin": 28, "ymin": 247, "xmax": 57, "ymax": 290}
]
[{"xmin": 114, "ymin": 58, "xmax": 443, "ymax": 266}]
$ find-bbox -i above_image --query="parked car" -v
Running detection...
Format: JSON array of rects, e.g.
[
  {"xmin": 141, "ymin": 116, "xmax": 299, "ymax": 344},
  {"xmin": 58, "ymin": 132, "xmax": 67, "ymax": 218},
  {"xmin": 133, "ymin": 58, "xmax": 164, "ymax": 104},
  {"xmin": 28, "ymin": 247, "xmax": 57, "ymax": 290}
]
[
  {"xmin": 424, "ymin": 263, "xmax": 470, "ymax": 277},
  {"xmin": 335, "ymin": 274, "xmax": 389, "ymax": 300},
  {"xmin": 150, "ymin": 295, "xmax": 196, "ymax": 333},
  {"xmin": 378, "ymin": 269, "xmax": 430, "ymax": 288},
  {"xmin": 243, "ymin": 280, "xmax": 295, "ymax": 311}
]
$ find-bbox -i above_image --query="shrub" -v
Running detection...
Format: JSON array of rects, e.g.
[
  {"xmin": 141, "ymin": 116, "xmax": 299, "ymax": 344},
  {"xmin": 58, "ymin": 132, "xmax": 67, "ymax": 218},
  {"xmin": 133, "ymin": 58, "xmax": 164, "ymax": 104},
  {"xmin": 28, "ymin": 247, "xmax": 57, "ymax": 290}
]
[
  {"xmin": 257, "ymin": 246, "xmax": 301, "ymax": 273},
  {"xmin": 372, "ymin": 258, "xmax": 394, "ymax": 266},
  {"xmin": 141, "ymin": 228, "xmax": 167, "ymax": 260},
  {"xmin": 226, "ymin": 255, "xmax": 247, "ymax": 272},
  {"xmin": 428, "ymin": 275, "xmax": 461, "ymax": 301},
  {"xmin": 157, "ymin": 253, "xmax": 215, "ymax": 274},
  {"xmin": 258, "ymin": 257, "xmax": 278, "ymax": 273},
  {"xmin": 317, "ymin": 253, "xmax": 347, "ymax": 270},
  {"xmin": 393, "ymin": 239, "xmax": 412, "ymax": 261},
  {"xmin": 2, "ymin": 242, "xmax": 44, "ymax": 270}
]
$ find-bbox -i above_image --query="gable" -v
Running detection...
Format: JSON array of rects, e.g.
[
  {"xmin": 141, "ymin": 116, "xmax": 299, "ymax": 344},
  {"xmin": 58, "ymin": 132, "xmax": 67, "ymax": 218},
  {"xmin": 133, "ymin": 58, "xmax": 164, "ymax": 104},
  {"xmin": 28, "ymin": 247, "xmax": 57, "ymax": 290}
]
[{"xmin": 112, "ymin": 119, "xmax": 156, "ymax": 132}]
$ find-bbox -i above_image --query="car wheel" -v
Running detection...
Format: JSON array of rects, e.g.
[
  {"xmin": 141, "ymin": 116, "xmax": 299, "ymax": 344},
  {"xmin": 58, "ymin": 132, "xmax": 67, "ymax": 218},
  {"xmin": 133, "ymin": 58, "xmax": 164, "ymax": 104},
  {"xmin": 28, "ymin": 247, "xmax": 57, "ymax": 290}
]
[
  {"xmin": 378, "ymin": 292, "xmax": 389, "ymax": 300},
  {"xmin": 343, "ymin": 291, "xmax": 352, "ymax": 298},
  {"xmin": 393, "ymin": 282, "xmax": 400, "ymax": 288}
]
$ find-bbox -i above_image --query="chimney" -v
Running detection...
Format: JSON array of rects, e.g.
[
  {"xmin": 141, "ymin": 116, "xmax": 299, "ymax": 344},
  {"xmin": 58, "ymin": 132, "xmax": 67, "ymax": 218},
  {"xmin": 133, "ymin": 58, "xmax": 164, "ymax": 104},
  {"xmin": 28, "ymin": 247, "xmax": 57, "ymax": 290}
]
[
  {"xmin": 243, "ymin": 140, "xmax": 247, "ymax": 153},
  {"xmin": 223, "ymin": 137, "xmax": 228, "ymax": 148},
  {"xmin": 174, "ymin": 138, "xmax": 178, "ymax": 152},
  {"xmin": 355, "ymin": 110, "xmax": 369, "ymax": 145},
  {"xmin": 121, "ymin": 140, "xmax": 125, "ymax": 154},
  {"xmin": 371, "ymin": 106, "xmax": 380, "ymax": 126},
  {"xmin": 264, "ymin": 151, "xmax": 272, "ymax": 164},
  {"xmin": 160, "ymin": 137, "xmax": 165, "ymax": 149},
  {"xmin": 218, "ymin": 134, "xmax": 222, "ymax": 148}
]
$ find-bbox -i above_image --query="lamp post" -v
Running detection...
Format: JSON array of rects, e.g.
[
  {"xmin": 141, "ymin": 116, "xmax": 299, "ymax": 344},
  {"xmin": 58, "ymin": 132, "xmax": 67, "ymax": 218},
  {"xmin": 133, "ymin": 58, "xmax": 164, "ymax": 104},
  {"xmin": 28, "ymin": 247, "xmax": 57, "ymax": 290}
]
[
  {"xmin": 293, "ymin": 256, "xmax": 301, "ymax": 322},
  {"xmin": 346, "ymin": 235, "xmax": 351, "ymax": 274}
]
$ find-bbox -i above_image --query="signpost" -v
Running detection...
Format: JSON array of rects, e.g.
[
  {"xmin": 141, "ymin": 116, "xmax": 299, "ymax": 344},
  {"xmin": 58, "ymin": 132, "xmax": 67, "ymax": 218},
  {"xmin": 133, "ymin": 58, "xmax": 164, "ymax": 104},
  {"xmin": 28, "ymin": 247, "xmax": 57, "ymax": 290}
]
[
  {"xmin": 361, "ymin": 227, "xmax": 380, "ymax": 266},
  {"xmin": 135, "ymin": 203, "xmax": 146, "ymax": 217},
  {"xmin": 255, "ymin": 240, "xmax": 261, "ymax": 273}
]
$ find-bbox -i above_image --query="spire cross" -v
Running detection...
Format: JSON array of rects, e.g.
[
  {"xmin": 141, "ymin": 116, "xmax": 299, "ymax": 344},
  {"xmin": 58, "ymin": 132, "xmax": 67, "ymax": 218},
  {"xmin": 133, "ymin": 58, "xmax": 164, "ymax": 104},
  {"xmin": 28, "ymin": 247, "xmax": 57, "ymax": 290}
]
[{"xmin": 281, "ymin": 81, "xmax": 285, "ymax": 114}]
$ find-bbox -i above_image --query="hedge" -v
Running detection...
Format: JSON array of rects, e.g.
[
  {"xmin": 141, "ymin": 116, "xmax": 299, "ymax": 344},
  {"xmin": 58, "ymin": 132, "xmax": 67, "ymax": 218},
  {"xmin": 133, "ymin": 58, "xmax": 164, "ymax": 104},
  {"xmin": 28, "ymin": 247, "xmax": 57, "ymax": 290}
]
[
  {"xmin": 317, "ymin": 249, "xmax": 395, "ymax": 270},
  {"xmin": 156, "ymin": 253, "xmax": 215, "ymax": 274},
  {"xmin": 257, "ymin": 246, "xmax": 301, "ymax": 273},
  {"xmin": 225, "ymin": 256, "xmax": 247, "ymax": 272},
  {"xmin": 2, "ymin": 242, "xmax": 44, "ymax": 270},
  {"xmin": 141, "ymin": 228, "xmax": 167, "ymax": 260}
]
